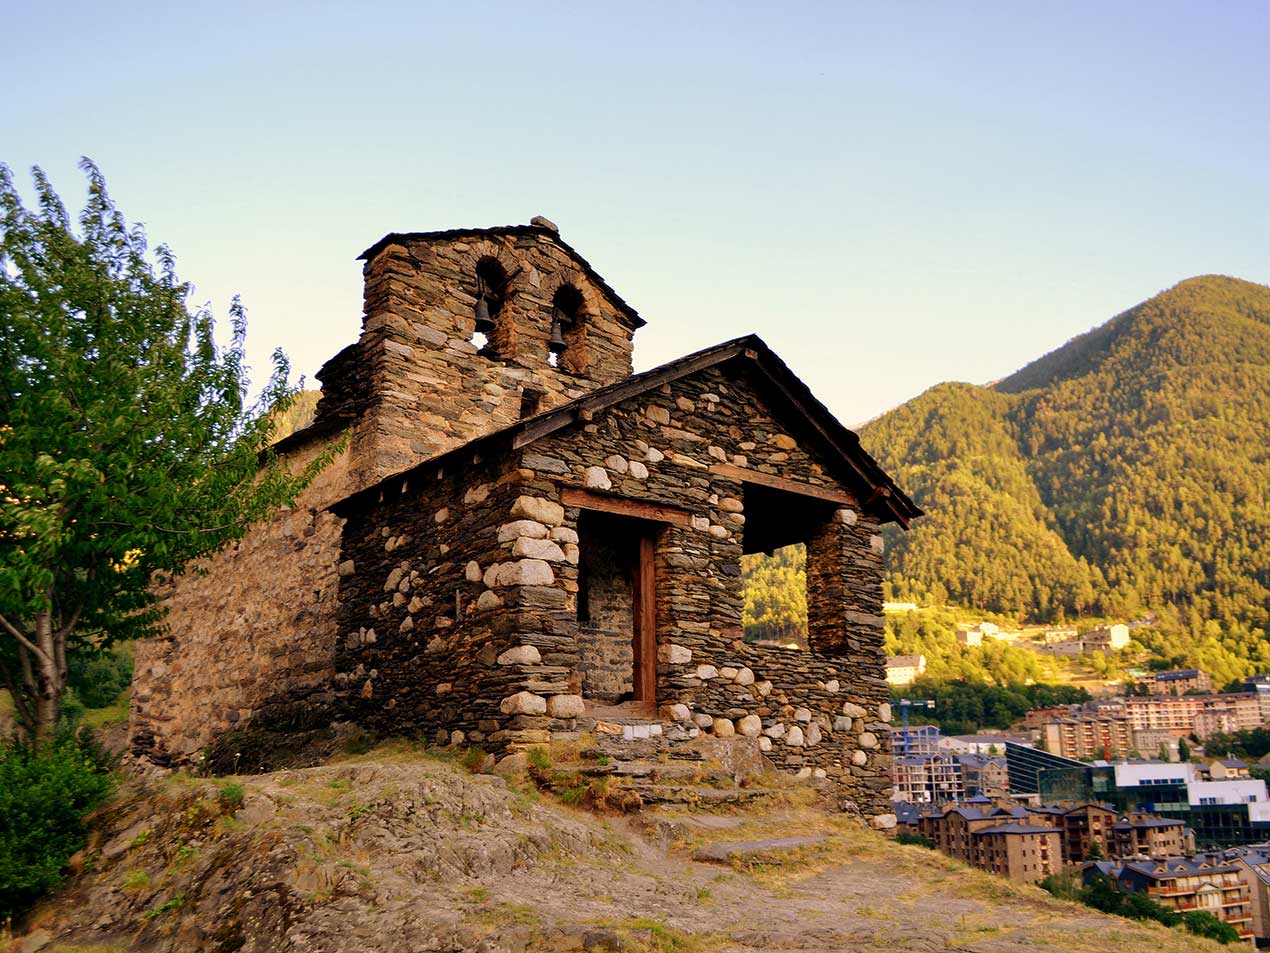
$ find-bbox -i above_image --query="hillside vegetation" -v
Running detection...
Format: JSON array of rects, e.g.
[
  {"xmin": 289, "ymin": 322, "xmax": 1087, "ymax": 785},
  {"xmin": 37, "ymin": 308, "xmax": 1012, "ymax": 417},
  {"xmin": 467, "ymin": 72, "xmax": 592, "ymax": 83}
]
[
  {"xmin": 859, "ymin": 276, "xmax": 1269, "ymax": 682},
  {"xmin": 9, "ymin": 743, "xmax": 1228, "ymax": 952}
]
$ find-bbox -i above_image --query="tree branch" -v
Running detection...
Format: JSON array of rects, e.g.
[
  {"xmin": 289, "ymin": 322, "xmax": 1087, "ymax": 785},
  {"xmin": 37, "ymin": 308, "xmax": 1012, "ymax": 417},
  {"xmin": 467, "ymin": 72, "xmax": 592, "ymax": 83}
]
[
  {"xmin": 0, "ymin": 611, "xmax": 54, "ymax": 666},
  {"xmin": 53, "ymin": 603, "xmax": 83, "ymax": 643}
]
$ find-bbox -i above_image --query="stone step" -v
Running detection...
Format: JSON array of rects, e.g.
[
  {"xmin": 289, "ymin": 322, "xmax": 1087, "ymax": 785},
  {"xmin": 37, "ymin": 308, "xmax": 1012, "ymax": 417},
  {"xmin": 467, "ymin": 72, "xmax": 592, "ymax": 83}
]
[{"xmin": 691, "ymin": 836, "xmax": 831, "ymax": 864}]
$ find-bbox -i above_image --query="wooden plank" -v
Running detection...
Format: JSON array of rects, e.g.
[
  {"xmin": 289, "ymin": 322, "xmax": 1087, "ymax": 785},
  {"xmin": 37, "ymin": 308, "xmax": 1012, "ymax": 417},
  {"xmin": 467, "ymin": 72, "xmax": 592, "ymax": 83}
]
[
  {"xmin": 633, "ymin": 532, "xmax": 657, "ymax": 705},
  {"xmin": 706, "ymin": 463, "xmax": 856, "ymax": 506},
  {"xmin": 560, "ymin": 487, "xmax": 693, "ymax": 526}
]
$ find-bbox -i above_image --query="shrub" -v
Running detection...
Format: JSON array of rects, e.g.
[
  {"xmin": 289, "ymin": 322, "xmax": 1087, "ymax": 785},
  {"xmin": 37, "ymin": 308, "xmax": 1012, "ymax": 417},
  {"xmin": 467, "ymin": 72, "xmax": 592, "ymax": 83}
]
[
  {"xmin": 895, "ymin": 832, "xmax": 935, "ymax": 849},
  {"xmin": 1038, "ymin": 871, "xmax": 1083, "ymax": 901},
  {"xmin": 217, "ymin": 781, "xmax": 245, "ymax": 811},
  {"xmin": 461, "ymin": 747, "xmax": 489, "ymax": 774},
  {"xmin": 1182, "ymin": 910, "xmax": 1241, "ymax": 944},
  {"xmin": 0, "ymin": 730, "xmax": 114, "ymax": 920}
]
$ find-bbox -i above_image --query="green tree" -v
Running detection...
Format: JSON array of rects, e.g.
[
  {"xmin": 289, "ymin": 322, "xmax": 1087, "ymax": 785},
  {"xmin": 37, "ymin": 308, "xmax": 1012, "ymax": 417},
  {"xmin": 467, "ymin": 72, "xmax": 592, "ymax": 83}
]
[
  {"xmin": 1178, "ymin": 737, "xmax": 1191, "ymax": 762},
  {"xmin": 0, "ymin": 160, "xmax": 332, "ymax": 743},
  {"xmin": 1181, "ymin": 911, "xmax": 1240, "ymax": 944}
]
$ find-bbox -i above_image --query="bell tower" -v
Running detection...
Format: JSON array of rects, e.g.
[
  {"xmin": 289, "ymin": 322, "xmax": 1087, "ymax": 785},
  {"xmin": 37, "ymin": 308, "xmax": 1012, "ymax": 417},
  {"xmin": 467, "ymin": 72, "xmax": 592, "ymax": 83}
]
[{"xmin": 312, "ymin": 219, "xmax": 644, "ymax": 487}]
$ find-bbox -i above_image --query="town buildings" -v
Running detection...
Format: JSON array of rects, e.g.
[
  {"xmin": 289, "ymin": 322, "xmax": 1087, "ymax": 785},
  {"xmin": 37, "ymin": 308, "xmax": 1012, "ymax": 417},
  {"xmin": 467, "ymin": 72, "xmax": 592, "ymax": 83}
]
[
  {"xmin": 1007, "ymin": 745, "xmax": 1270, "ymax": 848},
  {"xmin": 891, "ymin": 724, "xmax": 941, "ymax": 756},
  {"xmin": 890, "ymin": 725, "xmax": 1012, "ymax": 802},
  {"xmin": 911, "ymin": 799, "xmax": 1191, "ymax": 882},
  {"xmin": 1029, "ymin": 690, "xmax": 1270, "ymax": 756},
  {"xmin": 129, "ymin": 220, "xmax": 920, "ymax": 823},
  {"xmin": 938, "ymin": 733, "xmax": 1033, "ymax": 755},
  {"xmin": 958, "ymin": 753, "xmax": 1011, "ymax": 798},
  {"xmin": 915, "ymin": 804, "xmax": 1060, "ymax": 883}
]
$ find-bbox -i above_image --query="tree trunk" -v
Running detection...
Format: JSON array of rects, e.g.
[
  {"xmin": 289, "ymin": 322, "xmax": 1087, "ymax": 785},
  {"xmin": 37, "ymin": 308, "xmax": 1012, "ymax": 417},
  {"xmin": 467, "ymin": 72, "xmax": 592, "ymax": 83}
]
[{"xmin": 32, "ymin": 609, "xmax": 63, "ymax": 745}]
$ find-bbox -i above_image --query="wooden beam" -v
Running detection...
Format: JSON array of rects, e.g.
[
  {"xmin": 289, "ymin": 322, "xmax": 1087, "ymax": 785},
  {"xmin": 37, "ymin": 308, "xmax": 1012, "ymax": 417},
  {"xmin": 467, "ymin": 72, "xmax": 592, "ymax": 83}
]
[
  {"xmin": 559, "ymin": 487, "xmax": 694, "ymax": 526},
  {"xmin": 707, "ymin": 463, "xmax": 856, "ymax": 506},
  {"xmin": 633, "ymin": 532, "xmax": 658, "ymax": 705}
]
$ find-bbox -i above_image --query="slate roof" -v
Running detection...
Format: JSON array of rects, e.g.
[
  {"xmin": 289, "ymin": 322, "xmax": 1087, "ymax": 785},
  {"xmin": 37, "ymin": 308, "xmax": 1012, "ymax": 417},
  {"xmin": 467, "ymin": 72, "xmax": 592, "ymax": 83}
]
[
  {"xmin": 329, "ymin": 335, "xmax": 923, "ymax": 526},
  {"xmin": 976, "ymin": 823, "xmax": 1056, "ymax": 835},
  {"xmin": 887, "ymin": 655, "xmax": 925, "ymax": 668},
  {"xmin": 1112, "ymin": 817, "xmax": 1184, "ymax": 830},
  {"xmin": 355, "ymin": 223, "xmax": 645, "ymax": 328},
  {"xmin": 1118, "ymin": 857, "xmax": 1240, "ymax": 878}
]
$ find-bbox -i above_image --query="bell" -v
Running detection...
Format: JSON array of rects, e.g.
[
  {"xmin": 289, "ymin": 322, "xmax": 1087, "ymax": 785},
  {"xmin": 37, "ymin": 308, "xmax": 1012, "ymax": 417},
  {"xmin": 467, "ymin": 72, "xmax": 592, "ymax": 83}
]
[
  {"xmin": 473, "ymin": 296, "xmax": 495, "ymax": 334},
  {"xmin": 548, "ymin": 317, "xmax": 567, "ymax": 355}
]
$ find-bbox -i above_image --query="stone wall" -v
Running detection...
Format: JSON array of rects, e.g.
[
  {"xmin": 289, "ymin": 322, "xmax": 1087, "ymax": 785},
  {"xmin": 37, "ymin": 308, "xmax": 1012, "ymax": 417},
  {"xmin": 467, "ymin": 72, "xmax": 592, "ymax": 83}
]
[
  {"xmin": 333, "ymin": 453, "xmax": 590, "ymax": 749},
  {"xmin": 130, "ymin": 224, "xmax": 642, "ymax": 765},
  {"xmin": 331, "ymin": 361, "xmax": 896, "ymax": 822},
  {"xmin": 517, "ymin": 365, "xmax": 895, "ymax": 818},
  {"xmin": 130, "ymin": 434, "xmax": 353, "ymax": 764}
]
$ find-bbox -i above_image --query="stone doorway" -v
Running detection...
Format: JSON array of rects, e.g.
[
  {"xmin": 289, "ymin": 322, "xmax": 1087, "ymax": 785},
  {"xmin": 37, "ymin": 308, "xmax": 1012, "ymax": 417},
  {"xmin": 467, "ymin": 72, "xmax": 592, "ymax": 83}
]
[{"xmin": 575, "ymin": 510, "xmax": 658, "ymax": 710}]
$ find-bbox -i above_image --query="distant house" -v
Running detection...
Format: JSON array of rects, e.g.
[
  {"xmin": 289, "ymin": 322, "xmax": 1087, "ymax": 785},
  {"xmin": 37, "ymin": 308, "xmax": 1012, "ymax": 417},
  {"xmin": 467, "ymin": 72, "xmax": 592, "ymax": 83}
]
[
  {"xmin": 885, "ymin": 654, "xmax": 926, "ymax": 686},
  {"xmin": 955, "ymin": 622, "xmax": 997, "ymax": 647},
  {"xmin": 1082, "ymin": 623, "xmax": 1130, "ymax": 652},
  {"xmin": 1206, "ymin": 759, "xmax": 1251, "ymax": 781}
]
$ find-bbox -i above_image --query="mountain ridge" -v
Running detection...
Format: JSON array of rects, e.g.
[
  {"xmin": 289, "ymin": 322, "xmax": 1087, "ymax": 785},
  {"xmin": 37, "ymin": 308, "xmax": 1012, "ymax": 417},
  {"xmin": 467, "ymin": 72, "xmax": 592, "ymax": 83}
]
[{"xmin": 859, "ymin": 274, "xmax": 1269, "ymax": 682}]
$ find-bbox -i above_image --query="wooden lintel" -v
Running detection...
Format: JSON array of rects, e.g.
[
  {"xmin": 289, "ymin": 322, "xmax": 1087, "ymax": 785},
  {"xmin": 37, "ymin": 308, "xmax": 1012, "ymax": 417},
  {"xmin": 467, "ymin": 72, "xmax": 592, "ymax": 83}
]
[
  {"xmin": 707, "ymin": 463, "xmax": 856, "ymax": 506},
  {"xmin": 560, "ymin": 487, "xmax": 693, "ymax": 526}
]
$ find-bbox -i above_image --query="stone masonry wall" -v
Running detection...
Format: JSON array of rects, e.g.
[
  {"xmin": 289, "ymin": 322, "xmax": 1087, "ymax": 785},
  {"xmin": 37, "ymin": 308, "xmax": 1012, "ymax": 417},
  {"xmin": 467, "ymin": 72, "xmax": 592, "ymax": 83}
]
[
  {"xmin": 130, "ymin": 226, "xmax": 639, "ymax": 765},
  {"xmin": 514, "ymin": 365, "xmax": 895, "ymax": 819},
  {"xmin": 330, "ymin": 363, "xmax": 897, "ymax": 822},
  {"xmin": 333, "ymin": 453, "xmax": 590, "ymax": 751},
  {"xmin": 130, "ymin": 434, "xmax": 353, "ymax": 764}
]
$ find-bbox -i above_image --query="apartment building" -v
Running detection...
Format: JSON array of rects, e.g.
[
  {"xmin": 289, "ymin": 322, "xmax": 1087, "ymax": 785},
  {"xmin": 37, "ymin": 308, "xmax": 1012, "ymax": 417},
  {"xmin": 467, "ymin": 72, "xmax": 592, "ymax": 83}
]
[
  {"xmin": 1090, "ymin": 858, "xmax": 1254, "ymax": 943},
  {"xmin": 1111, "ymin": 814, "xmax": 1192, "ymax": 859},
  {"xmin": 892, "ymin": 724, "xmax": 941, "ymax": 756},
  {"xmin": 893, "ymin": 754, "xmax": 964, "ymax": 804},
  {"xmin": 959, "ymin": 754, "xmax": 1010, "ymax": 798},
  {"xmin": 915, "ymin": 805, "xmax": 1058, "ymax": 882},
  {"xmin": 1145, "ymin": 668, "xmax": 1214, "ymax": 695},
  {"xmin": 1043, "ymin": 714, "xmax": 1136, "ymax": 760},
  {"xmin": 973, "ymin": 823, "xmax": 1059, "ymax": 883}
]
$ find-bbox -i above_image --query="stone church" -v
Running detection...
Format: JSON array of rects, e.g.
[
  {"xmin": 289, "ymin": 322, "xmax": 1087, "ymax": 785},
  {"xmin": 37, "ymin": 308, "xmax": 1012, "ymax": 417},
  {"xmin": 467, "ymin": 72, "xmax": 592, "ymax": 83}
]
[{"xmin": 130, "ymin": 217, "xmax": 920, "ymax": 822}]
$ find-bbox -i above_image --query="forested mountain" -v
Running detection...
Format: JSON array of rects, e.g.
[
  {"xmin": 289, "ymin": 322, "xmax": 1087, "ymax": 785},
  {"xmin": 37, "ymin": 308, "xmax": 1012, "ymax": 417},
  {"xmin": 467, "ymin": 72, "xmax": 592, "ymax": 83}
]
[{"xmin": 859, "ymin": 275, "xmax": 1270, "ymax": 679}]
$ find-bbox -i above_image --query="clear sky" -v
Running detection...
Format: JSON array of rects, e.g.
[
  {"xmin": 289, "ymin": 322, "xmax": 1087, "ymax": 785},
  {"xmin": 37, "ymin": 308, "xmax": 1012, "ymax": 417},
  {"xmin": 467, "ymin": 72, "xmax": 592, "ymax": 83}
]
[{"xmin": 4, "ymin": 2, "xmax": 1268, "ymax": 425}]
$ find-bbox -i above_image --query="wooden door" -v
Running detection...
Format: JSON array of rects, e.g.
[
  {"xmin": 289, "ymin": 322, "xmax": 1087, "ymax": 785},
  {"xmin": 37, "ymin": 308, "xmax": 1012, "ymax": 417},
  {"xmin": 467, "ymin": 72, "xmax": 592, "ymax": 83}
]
[{"xmin": 632, "ymin": 531, "xmax": 657, "ymax": 705}]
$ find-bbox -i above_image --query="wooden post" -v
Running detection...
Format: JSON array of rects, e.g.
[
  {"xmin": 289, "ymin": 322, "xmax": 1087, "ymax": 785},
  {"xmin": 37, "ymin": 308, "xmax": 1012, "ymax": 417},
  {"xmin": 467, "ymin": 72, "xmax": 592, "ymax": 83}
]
[{"xmin": 633, "ymin": 531, "xmax": 657, "ymax": 706}]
